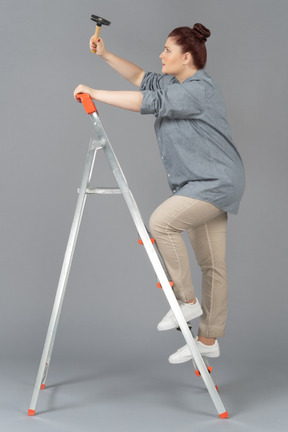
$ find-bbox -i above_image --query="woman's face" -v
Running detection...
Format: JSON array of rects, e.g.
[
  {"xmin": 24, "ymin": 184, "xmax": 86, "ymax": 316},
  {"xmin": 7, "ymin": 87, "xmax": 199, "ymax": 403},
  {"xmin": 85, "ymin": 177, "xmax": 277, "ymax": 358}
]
[{"xmin": 160, "ymin": 37, "xmax": 190, "ymax": 77}]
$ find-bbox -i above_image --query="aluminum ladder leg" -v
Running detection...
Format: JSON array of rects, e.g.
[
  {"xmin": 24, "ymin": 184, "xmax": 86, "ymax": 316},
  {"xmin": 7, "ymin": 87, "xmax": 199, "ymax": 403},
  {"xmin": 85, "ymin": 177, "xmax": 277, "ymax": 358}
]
[{"xmin": 28, "ymin": 94, "xmax": 228, "ymax": 418}]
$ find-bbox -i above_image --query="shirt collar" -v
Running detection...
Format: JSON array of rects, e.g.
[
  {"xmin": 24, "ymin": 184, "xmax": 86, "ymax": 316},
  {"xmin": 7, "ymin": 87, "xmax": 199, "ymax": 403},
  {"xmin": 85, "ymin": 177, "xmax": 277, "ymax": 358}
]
[{"xmin": 182, "ymin": 69, "xmax": 207, "ymax": 83}]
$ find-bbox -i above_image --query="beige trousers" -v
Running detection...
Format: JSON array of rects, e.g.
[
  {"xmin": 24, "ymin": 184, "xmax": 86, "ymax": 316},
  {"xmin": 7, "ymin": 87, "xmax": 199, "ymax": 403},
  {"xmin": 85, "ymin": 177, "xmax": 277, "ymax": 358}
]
[{"xmin": 149, "ymin": 196, "xmax": 228, "ymax": 338}]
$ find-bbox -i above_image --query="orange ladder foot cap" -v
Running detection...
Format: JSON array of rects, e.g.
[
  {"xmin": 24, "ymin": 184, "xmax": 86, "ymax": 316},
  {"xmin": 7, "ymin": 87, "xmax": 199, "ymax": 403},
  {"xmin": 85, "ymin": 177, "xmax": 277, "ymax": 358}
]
[
  {"xmin": 219, "ymin": 411, "xmax": 229, "ymax": 419},
  {"xmin": 28, "ymin": 409, "xmax": 35, "ymax": 416}
]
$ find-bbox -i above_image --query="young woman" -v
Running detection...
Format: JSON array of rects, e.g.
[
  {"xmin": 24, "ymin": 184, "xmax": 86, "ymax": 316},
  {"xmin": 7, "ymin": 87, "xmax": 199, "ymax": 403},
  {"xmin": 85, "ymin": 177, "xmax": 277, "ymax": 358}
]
[{"xmin": 74, "ymin": 23, "xmax": 245, "ymax": 364}]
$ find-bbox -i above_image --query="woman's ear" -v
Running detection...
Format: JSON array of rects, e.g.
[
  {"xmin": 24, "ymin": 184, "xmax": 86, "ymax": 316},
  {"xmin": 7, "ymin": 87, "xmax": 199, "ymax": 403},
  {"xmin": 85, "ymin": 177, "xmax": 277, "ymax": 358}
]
[{"xmin": 183, "ymin": 51, "xmax": 193, "ymax": 65}]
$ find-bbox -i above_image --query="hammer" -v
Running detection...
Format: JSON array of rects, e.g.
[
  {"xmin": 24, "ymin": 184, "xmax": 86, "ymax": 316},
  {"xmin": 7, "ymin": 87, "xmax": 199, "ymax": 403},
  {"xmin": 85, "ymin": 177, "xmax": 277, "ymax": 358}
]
[{"xmin": 90, "ymin": 14, "xmax": 111, "ymax": 53}]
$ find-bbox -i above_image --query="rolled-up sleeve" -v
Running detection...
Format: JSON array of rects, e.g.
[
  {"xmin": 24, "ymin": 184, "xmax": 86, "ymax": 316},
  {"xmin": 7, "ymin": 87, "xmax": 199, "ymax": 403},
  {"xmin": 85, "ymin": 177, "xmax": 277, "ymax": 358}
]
[
  {"xmin": 140, "ymin": 78, "xmax": 205, "ymax": 119},
  {"xmin": 140, "ymin": 71, "xmax": 172, "ymax": 91}
]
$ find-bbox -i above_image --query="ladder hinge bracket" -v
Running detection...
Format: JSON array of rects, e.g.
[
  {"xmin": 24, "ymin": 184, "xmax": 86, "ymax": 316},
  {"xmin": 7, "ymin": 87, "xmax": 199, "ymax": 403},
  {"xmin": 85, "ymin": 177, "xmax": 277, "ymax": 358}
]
[{"xmin": 89, "ymin": 138, "xmax": 105, "ymax": 151}]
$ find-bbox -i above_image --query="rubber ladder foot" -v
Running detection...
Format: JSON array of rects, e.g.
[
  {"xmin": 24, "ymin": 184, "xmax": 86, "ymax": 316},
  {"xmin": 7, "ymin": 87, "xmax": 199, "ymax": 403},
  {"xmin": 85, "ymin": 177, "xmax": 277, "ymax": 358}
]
[
  {"xmin": 28, "ymin": 409, "xmax": 35, "ymax": 416},
  {"xmin": 219, "ymin": 411, "xmax": 229, "ymax": 419},
  {"xmin": 40, "ymin": 384, "xmax": 46, "ymax": 390}
]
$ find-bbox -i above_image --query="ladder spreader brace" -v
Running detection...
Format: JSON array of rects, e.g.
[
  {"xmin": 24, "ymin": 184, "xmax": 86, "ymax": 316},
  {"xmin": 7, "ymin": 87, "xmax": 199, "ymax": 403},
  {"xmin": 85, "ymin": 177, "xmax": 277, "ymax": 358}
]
[{"xmin": 27, "ymin": 93, "xmax": 229, "ymax": 419}]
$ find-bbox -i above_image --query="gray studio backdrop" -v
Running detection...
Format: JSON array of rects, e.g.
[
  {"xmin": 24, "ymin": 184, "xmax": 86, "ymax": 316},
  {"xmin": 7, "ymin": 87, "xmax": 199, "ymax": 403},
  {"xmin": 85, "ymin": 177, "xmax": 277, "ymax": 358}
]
[{"xmin": 1, "ymin": 0, "xmax": 288, "ymax": 431}]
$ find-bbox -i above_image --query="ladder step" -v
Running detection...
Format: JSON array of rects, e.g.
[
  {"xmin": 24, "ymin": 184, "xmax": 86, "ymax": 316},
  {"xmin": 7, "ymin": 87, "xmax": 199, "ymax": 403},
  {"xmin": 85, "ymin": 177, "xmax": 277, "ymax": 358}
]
[
  {"xmin": 78, "ymin": 187, "xmax": 122, "ymax": 194},
  {"xmin": 138, "ymin": 238, "xmax": 155, "ymax": 245},
  {"xmin": 157, "ymin": 281, "xmax": 174, "ymax": 289}
]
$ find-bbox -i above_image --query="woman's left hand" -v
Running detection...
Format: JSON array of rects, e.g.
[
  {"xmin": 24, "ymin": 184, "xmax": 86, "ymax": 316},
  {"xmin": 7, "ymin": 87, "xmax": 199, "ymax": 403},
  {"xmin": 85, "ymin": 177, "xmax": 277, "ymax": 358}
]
[{"xmin": 74, "ymin": 84, "xmax": 95, "ymax": 101}]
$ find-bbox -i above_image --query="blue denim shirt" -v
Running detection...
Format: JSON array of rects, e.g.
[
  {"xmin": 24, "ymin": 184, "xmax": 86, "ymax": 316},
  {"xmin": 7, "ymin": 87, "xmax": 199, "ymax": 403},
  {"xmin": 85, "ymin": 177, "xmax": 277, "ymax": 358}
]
[{"xmin": 140, "ymin": 70, "xmax": 245, "ymax": 214}]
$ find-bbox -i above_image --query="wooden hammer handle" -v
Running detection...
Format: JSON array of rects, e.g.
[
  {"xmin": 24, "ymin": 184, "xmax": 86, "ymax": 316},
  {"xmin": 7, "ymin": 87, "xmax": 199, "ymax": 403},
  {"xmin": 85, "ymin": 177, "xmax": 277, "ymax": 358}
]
[{"xmin": 91, "ymin": 25, "xmax": 101, "ymax": 53}]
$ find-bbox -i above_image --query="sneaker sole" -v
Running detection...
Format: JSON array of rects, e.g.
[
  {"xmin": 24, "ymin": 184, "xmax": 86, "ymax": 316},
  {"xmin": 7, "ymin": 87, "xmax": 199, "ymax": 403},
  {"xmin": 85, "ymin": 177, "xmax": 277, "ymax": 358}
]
[
  {"xmin": 169, "ymin": 352, "xmax": 220, "ymax": 364},
  {"xmin": 157, "ymin": 310, "xmax": 203, "ymax": 331},
  {"xmin": 169, "ymin": 346, "xmax": 220, "ymax": 364},
  {"xmin": 169, "ymin": 355, "xmax": 193, "ymax": 364}
]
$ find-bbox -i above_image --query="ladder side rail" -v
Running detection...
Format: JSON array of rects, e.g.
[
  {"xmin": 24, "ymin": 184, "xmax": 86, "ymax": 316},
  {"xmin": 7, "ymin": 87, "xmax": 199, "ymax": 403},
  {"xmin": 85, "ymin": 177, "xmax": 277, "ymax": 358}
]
[
  {"xmin": 41, "ymin": 141, "xmax": 100, "ymax": 385},
  {"xmin": 89, "ymin": 113, "xmax": 228, "ymax": 418},
  {"xmin": 28, "ymin": 141, "xmax": 99, "ymax": 415}
]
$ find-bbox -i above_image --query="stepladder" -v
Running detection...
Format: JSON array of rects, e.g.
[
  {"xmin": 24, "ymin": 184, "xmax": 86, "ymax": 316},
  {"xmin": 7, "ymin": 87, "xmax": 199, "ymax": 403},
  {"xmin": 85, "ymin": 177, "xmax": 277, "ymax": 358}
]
[{"xmin": 28, "ymin": 93, "xmax": 229, "ymax": 419}]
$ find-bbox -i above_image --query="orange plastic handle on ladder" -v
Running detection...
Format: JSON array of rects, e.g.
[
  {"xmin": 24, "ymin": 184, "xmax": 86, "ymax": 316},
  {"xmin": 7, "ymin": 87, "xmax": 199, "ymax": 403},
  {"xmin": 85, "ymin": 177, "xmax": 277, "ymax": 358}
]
[{"xmin": 76, "ymin": 93, "xmax": 97, "ymax": 115}]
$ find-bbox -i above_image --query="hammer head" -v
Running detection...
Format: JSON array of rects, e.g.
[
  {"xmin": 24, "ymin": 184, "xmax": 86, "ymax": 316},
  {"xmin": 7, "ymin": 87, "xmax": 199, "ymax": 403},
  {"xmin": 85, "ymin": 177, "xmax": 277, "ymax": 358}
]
[{"xmin": 90, "ymin": 15, "xmax": 111, "ymax": 27}]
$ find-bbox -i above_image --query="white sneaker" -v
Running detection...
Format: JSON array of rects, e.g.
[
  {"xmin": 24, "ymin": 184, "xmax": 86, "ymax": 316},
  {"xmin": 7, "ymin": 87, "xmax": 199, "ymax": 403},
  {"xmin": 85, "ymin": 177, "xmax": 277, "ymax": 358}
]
[
  {"xmin": 169, "ymin": 338, "xmax": 220, "ymax": 364},
  {"xmin": 157, "ymin": 298, "xmax": 203, "ymax": 331}
]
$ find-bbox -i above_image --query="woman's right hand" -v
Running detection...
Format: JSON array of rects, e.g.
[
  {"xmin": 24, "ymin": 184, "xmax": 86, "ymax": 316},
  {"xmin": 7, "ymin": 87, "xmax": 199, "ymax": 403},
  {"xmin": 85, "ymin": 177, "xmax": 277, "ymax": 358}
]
[{"xmin": 90, "ymin": 36, "xmax": 107, "ymax": 57}]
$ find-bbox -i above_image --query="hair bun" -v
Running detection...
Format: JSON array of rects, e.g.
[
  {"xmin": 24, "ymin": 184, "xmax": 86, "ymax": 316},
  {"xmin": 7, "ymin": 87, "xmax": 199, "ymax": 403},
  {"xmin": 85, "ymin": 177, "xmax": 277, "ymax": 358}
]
[{"xmin": 191, "ymin": 23, "xmax": 211, "ymax": 42}]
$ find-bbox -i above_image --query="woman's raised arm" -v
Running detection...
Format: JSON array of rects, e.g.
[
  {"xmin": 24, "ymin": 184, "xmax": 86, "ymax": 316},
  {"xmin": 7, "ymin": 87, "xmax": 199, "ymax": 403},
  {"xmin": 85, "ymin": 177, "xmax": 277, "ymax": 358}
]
[{"xmin": 91, "ymin": 37, "xmax": 145, "ymax": 87}]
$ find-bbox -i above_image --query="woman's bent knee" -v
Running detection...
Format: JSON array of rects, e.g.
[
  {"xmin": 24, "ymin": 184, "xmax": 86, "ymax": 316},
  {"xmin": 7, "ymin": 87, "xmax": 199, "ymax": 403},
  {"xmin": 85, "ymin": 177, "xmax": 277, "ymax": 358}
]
[{"xmin": 149, "ymin": 208, "xmax": 161, "ymax": 235}]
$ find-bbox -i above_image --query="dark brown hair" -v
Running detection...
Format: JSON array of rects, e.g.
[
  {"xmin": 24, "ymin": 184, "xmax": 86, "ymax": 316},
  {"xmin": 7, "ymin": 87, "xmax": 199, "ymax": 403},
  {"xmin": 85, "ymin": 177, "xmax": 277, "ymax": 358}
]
[{"xmin": 168, "ymin": 23, "xmax": 211, "ymax": 69}]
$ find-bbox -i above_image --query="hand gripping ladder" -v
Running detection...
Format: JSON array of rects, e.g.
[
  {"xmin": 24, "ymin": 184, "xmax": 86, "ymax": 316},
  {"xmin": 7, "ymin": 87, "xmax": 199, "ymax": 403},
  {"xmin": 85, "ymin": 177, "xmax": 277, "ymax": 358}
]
[{"xmin": 28, "ymin": 94, "xmax": 229, "ymax": 419}]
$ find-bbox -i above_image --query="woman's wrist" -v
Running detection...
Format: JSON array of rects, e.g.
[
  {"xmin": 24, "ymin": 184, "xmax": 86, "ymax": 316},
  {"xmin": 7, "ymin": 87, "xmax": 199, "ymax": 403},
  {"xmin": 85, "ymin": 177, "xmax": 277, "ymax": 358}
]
[
  {"xmin": 91, "ymin": 89, "xmax": 99, "ymax": 99},
  {"xmin": 99, "ymin": 49, "xmax": 111, "ymax": 61}
]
